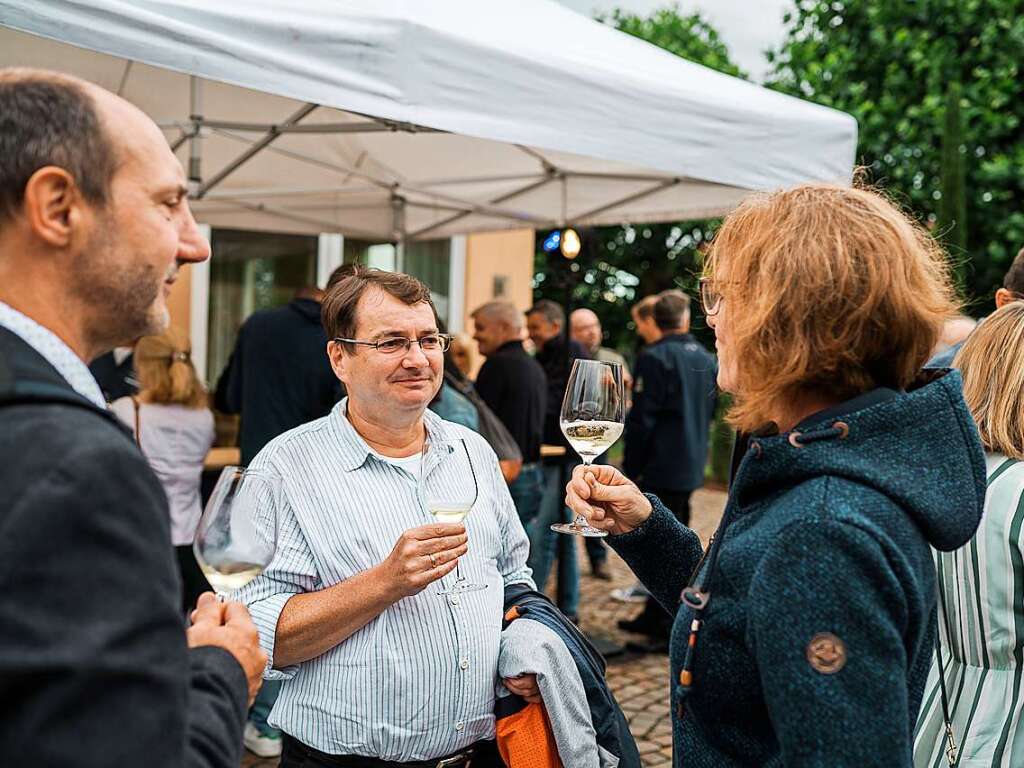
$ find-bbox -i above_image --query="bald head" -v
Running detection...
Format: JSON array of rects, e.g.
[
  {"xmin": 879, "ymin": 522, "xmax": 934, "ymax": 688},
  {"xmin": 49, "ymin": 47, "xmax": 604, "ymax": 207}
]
[
  {"xmin": 471, "ymin": 300, "xmax": 523, "ymax": 357},
  {"xmin": 570, "ymin": 308, "xmax": 603, "ymax": 355},
  {"xmin": 0, "ymin": 68, "xmax": 121, "ymax": 225}
]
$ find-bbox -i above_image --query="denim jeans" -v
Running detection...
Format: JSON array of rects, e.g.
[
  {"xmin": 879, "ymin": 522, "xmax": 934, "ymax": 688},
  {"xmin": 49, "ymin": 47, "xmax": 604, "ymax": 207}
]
[
  {"xmin": 526, "ymin": 461, "xmax": 579, "ymax": 618},
  {"xmin": 508, "ymin": 463, "xmax": 544, "ymax": 527},
  {"xmin": 249, "ymin": 678, "xmax": 282, "ymax": 736}
]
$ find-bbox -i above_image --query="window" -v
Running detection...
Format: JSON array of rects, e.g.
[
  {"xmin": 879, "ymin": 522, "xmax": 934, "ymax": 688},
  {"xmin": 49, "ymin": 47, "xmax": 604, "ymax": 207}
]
[{"xmin": 206, "ymin": 228, "xmax": 317, "ymax": 386}]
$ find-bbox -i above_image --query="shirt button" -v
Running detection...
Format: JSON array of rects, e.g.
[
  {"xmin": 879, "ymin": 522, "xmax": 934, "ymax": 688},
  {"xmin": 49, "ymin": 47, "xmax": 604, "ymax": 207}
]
[
  {"xmin": 455, "ymin": 721, "xmax": 465, "ymax": 731},
  {"xmin": 449, "ymin": 595, "xmax": 460, "ymax": 606},
  {"xmin": 460, "ymin": 658, "xmax": 469, "ymax": 670}
]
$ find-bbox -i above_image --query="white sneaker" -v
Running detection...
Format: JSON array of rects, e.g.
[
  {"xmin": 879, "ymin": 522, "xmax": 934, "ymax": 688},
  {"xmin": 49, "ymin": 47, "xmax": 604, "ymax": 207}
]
[
  {"xmin": 611, "ymin": 584, "xmax": 649, "ymax": 604},
  {"xmin": 244, "ymin": 721, "xmax": 283, "ymax": 758}
]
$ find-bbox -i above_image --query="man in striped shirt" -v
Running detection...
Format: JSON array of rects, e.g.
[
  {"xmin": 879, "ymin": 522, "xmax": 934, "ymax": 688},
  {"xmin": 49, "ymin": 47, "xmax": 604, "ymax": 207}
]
[{"xmin": 238, "ymin": 269, "xmax": 537, "ymax": 767}]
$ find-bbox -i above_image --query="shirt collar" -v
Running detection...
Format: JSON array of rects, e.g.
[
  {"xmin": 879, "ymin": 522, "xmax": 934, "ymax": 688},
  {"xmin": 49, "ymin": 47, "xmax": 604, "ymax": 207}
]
[
  {"xmin": 331, "ymin": 397, "xmax": 455, "ymax": 472},
  {"xmin": 0, "ymin": 301, "xmax": 106, "ymax": 408}
]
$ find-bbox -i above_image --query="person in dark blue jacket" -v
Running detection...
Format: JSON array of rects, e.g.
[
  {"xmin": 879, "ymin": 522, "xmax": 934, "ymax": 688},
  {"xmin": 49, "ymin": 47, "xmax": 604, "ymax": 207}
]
[
  {"xmin": 565, "ymin": 183, "xmax": 986, "ymax": 767},
  {"xmin": 624, "ymin": 290, "xmax": 717, "ymax": 526}
]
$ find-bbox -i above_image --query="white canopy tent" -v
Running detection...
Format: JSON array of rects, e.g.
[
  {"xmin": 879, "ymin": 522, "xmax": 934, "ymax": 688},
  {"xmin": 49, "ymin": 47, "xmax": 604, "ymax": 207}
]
[{"xmin": 0, "ymin": 0, "xmax": 858, "ymax": 243}]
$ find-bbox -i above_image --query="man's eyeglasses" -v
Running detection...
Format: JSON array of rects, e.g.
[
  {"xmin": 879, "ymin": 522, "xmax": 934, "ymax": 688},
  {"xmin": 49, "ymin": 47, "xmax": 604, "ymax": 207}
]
[
  {"xmin": 698, "ymin": 277, "xmax": 723, "ymax": 317},
  {"xmin": 332, "ymin": 334, "xmax": 452, "ymax": 355}
]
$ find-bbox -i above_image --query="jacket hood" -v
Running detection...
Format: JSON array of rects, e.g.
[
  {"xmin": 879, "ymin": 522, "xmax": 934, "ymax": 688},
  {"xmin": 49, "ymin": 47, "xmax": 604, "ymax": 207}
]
[
  {"xmin": 289, "ymin": 297, "xmax": 323, "ymax": 324},
  {"xmin": 735, "ymin": 370, "xmax": 986, "ymax": 552}
]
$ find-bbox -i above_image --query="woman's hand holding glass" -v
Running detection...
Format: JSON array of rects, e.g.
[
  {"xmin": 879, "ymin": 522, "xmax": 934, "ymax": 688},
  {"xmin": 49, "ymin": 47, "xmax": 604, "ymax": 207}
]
[{"xmin": 564, "ymin": 464, "xmax": 653, "ymax": 536}]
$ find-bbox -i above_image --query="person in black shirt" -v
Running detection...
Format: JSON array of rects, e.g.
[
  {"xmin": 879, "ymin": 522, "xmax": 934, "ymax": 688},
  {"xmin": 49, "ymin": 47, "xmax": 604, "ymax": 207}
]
[
  {"xmin": 524, "ymin": 299, "xmax": 589, "ymax": 621},
  {"xmin": 472, "ymin": 301, "xmax": 547, "ymax": 526}
]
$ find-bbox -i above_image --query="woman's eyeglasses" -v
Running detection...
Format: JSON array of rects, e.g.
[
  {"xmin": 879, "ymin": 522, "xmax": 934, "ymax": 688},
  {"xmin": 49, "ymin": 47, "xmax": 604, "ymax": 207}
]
[
  {"xmin": 332, "ymin": 334, "xmax": 452, "ymax": 355},
  {"xmin": 698, "ymin": 278, "xmax": 724, "ymax": 317}
]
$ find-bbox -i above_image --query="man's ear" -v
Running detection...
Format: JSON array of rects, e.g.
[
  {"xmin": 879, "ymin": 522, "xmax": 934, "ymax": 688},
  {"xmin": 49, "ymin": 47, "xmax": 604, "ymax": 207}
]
[
  {"xmin": 23, "ymin": 166, "xmax": 82, "ymax": 248},
  {"xmin": 995, "ymin": 288, "xmax": 1016, "ymax": 309},
  {"xmin": 327, "ymin": 340, "xmax": 349, "ymax": 385}
]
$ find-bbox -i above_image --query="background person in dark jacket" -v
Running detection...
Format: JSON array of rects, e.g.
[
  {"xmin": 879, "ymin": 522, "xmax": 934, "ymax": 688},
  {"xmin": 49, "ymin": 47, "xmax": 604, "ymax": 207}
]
[
  {"xmin": 624, "ymin": 290, "xmax": 717, "ymax": 526},
  {"xmin": 0, "ymin": 68, "xmax": 263, "ymax": 768},
  {"xmin": 566, "ymin": 183, "xmax": 985, "ymax": 768},
  {"xmin": 472, "ymin": 300, "xmax": 547, "ymax": 526},
  {"xmin": 619, "ymin": 290, "xmax": 718, "ymax": 650},
  {"xmin": 215, "ymin": 283, "xmax": 344, "ymax": 466},
  {"xmin": 525, "ymin": 299, "xmax": 589, "ymax": 622}
]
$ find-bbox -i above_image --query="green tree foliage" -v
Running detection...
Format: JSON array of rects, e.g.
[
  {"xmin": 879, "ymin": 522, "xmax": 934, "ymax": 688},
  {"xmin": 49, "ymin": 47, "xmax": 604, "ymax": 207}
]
[
  {"xmin": 533, "ymin": 6, "xmax": 745, "ymax": 355},
  {"xmin": 766, "ymin": 1, "xmax": 1024, "ymax": 313},
  {"xmin": 938, "ymin": 81, "xmax": 968, "ymax": 265}
]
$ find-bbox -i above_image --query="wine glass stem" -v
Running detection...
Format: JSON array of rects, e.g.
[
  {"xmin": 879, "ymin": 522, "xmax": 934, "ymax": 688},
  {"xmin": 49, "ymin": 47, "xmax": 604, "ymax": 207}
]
[{"xmin": 572, "ymin": 456, "xmax": 595, "ymax": 529}]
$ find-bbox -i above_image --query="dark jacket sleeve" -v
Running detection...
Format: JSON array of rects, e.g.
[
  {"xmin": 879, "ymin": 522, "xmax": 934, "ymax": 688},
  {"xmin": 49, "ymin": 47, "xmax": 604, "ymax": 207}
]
[
  {"xmin": 215, "ymin": 322, "xmax": 247, "ymax": 415},
  {"xmin": 0, "ymin": 417, "xmax": 247, "ymax": 767},
  {"xmin": 606, "ymin": 495, "xmax": 703, "ymax": 614},
  {"xmin": 747, "ymin": 519, "xmax": 912, "ymax": 767},
  {"xmin": 623, "ymin": 353, "xmax": 665, "ymax": 483}
]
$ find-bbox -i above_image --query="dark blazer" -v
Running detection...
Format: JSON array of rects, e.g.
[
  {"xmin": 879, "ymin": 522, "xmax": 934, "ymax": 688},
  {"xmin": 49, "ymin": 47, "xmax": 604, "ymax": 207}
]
[
  {"xmin": 624, "ymin": 333, "xmax": 718, "ymax": 492},
  {"xmin": 215, "ymin": 298, "xmax": 342, "ymax": 464},
  {"xmin": 0, "ymin": 327, "xmax": 248, "ymax": 767}
]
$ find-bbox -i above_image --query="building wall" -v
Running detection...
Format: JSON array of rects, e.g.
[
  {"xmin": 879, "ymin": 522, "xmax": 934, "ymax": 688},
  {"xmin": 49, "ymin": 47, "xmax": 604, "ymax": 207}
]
[
  {"xmin": 166, "ymin": 261, "xmax": 193, "ymax": 339},
  {"xmin": 461, "ymin": 228, "xmax": 535, "ymax": 377}
]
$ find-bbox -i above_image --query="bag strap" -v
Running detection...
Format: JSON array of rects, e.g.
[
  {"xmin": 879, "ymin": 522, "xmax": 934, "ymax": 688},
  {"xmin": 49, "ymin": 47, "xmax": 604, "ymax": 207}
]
[
  {"xmin": 935, "ymin": 574, "xmax": 958, "ymax": 766},
  {"xmin": 130, "ymin": 395, "xmax": 142, "ymax": 447}
]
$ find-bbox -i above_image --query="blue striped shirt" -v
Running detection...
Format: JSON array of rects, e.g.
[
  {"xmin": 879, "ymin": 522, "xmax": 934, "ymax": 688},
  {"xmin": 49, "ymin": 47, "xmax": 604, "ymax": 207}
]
[{"xmin": 237, "ymin": 399, "xmax": 534, "ymax": 760}]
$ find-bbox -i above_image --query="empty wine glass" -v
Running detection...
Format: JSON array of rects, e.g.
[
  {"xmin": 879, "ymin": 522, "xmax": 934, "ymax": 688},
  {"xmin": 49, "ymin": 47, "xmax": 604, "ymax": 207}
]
[
  {"xmin": 193, "ymin": 465, "xmax": 279, "ymax": 599},
  {"xmin": 420, "ymin": 438, "xmax": 485, "ymax": 595},
  {"xmin": 553, "ymin": 358, "xmax": 625, "ymax": 537}
]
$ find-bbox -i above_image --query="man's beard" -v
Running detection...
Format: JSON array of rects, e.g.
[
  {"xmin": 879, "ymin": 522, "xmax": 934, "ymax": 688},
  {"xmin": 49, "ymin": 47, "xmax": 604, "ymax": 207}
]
[{"xmin": 71, "ymin": 217, "xmax": 169, "ymax": 353}]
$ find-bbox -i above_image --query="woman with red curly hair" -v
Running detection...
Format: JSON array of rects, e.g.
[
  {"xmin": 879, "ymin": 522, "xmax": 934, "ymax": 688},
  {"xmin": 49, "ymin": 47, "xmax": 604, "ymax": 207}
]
[{"xmin": 566, "ymin": 183, "xmax": 986, "ymax": 767}]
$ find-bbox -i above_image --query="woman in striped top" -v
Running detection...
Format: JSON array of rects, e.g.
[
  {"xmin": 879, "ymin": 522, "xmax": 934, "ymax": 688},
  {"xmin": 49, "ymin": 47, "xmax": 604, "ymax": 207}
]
[{"xmin": 915, "ymin": 301, "xmax": 1024, "ymax": 767}]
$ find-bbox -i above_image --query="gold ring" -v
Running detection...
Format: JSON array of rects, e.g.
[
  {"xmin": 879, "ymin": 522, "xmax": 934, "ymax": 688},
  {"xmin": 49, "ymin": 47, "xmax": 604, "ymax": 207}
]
[{"xmin": 429, "ymin": 553, "xmax": 437, "ymax": 568}]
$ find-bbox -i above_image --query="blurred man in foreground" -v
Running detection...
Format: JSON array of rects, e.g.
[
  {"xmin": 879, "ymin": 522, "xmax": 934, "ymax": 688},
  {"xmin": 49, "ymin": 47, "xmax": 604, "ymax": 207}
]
[{"xmin": 0, "ymin": 68, "xmax": 263, "ymax": 766}]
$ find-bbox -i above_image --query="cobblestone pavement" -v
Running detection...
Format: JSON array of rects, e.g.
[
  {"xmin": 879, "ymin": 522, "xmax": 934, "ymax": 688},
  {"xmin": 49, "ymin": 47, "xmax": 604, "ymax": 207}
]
[{"xmin": 243, "ymin": 488, "xmax": 728, "ymax": 768}]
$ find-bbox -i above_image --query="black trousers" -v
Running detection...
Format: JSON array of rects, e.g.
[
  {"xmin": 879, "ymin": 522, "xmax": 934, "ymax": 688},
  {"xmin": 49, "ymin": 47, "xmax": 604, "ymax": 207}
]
[{"xmin": 636, "ymin": 488, "xmax": 692, "ymax": 637}]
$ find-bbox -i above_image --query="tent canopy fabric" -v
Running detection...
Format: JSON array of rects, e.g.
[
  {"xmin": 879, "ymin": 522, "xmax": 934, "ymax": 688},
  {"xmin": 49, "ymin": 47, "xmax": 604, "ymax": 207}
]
[{"xmin": 0, "ymin": 0, "xmax": 858, "ymax": 240}]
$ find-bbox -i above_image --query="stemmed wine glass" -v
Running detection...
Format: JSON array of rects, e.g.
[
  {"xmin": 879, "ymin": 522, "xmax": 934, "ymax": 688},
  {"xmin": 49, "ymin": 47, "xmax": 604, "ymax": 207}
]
[
  {"xmin": 553, "ymin": 358, "xmax": 625, "ymax": 537},
  {"xmin": 193, "ymin": 465, "xmax": 279, "ymax": 599},
  {"xmin": 420, "ymin": 438, "xmax": 485, "ymax": 595}
]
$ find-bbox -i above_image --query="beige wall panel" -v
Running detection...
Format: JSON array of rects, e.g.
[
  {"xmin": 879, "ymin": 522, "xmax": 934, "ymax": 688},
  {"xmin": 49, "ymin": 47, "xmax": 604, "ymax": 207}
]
[
  {"xmin": 462, "ymin": 229, "xmax": 535, "ymax": 378},
  {"xmin": 166, "ymin": 261, "xmax": 193, "ymax": 340}
]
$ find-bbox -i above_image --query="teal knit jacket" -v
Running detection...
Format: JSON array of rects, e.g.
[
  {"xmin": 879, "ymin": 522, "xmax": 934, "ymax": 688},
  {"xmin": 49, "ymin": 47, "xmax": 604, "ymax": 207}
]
[{"xmin": 609, "ymin": 372, "xmax": 986, "ymax": 767}]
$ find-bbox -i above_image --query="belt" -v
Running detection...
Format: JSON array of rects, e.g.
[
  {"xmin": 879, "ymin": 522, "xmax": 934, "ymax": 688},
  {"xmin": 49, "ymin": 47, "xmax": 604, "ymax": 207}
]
[{"xmin": 283, "ymin": 734, "xmax": 486, "ymax": 768}]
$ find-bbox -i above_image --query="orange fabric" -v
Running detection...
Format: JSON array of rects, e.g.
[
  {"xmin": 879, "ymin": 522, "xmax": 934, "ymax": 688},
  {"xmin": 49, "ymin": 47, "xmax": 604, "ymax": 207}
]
[{"xmin": 495, "ymin": 701, "xmax": 562, "ymax": 768}]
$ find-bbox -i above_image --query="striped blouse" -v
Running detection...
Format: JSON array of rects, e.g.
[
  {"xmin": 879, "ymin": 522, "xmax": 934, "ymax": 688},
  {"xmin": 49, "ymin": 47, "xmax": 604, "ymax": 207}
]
[
  {"xmin": 236, "ymin": 400, "xmax": 534, "ymax": 761},
  {"xmin": 914, "ymin": 453, "xmax": 1024, "ymax": 767}
]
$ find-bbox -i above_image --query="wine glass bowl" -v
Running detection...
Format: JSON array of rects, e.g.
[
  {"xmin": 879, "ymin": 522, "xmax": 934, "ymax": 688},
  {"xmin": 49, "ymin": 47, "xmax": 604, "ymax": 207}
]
[
  {"xmin": 193, "ymin": 466, "xmax": 279, "ymax": 599},
  {"xmin": 421, "ymin": 438, "xmax": 485, "ymax": 595},
  {"xmin": 553, "ymin": 359, "xmax": 625, "ymax": 537}
]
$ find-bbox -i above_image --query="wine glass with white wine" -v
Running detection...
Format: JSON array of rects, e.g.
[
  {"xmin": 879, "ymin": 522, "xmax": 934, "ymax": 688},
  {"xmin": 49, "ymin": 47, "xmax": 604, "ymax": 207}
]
[
  {"xmin": 193, "ymin": 466, "xmax": 279, "ymax": 599},
  {"xmin": 553, "ymin": 358, "xmax": 625, "ymax": 537},
  {"xmin": 420, "ymin": 438, "xmax": 484, "ymax": 595}
]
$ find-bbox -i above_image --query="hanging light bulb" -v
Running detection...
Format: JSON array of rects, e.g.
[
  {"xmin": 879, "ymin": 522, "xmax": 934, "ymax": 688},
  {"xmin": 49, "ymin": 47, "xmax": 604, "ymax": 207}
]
[{"xmin": 561, "ymin": 227, "xmax": 581, "ymax": 259}]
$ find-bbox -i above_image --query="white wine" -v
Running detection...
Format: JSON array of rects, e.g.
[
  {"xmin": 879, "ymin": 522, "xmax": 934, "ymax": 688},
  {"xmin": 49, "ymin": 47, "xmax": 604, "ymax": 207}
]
[
  {"xmin": 429, "ymin": 504, "xmax": 472, "ymax": 524},
  {"xmin": 561, "ymin": 419, "xmax": 624, "ymax": 461},
  {"xmin": 198, "ymin": 561, "xmax": 264, "ymax": 595}
]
